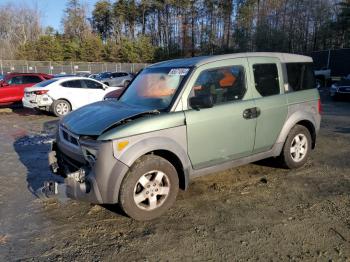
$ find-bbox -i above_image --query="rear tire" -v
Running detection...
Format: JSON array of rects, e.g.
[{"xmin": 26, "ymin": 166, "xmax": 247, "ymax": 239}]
[
  {"xmin": 52, "ymin": 99, "xmax": 71, "ymax": 117},
  {"xmin": 119, "ymin": 155, "xmax": 179, "ymax": 221},
  {"xmin": 279, "ymin": 125, "xmax": 312, "ymax": 169}
]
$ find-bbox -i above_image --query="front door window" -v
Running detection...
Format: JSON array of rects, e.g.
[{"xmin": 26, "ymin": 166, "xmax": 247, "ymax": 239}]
[
  {"xmin": 185, "ymin": 60, "xmax": 256, "ymax": 169},
  {"xmin": 190, "ymin": 65, "xmax": 247, "ymax": 105}
]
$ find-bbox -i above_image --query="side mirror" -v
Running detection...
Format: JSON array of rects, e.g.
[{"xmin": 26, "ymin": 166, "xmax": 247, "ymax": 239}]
[
  {"xmin": 1, "ymin": 82, "xmax": 9, "ymax": 87},
  {"xmin": 189, "ymin": 94, "xmax": 214, "ymax": 110}
]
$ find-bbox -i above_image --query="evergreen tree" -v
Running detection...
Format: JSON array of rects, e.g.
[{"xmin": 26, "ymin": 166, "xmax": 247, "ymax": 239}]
[
  {"xmin": 92, "ymin": 0, "xmax": 113, "ymax": 42},
  {"xmin": 80, "ymin": 34, "xmax": 104, "ymax": 61}
]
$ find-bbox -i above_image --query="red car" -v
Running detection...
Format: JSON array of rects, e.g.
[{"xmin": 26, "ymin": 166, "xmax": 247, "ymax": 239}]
[
  {"xmin": 103, "ymin": 87, "xmax": 125, "ymax": 100},
  {"xmin": 0, "ymin": 73, "xmax": 52, "ymax": 104}
]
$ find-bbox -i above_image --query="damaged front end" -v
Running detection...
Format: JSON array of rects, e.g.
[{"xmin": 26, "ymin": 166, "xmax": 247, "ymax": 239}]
[
  {"xmin": 48, "ymin": 140, "xmax": 99, "ymax": 203},
  {"xmin": 44, "ymin": 102, "xmax": 162, "ymax": 203},
  {"xmin": 46, "ymin": 124, "xmax": 129, "ymax": 204}
]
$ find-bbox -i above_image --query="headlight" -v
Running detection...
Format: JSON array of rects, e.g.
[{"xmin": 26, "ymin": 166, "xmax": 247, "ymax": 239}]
[
  {"xmin": 331, "ymin": 84, "xmax": 338, "ymax": 90},
  {"xmin": 79, "ymin": 136, "xmax": 102, "ymax": 165}
]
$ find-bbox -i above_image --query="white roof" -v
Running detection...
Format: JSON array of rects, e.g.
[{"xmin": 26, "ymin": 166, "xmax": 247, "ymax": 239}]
[{"xmin": 150, "ymin": 52, "xmax": 313, "ymax": 68}]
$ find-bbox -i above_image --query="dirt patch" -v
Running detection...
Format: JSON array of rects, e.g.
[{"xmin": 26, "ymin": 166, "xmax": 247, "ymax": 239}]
[{"xmin": 0, "ymin": 96, "xmax": 350, "ymax": 261}]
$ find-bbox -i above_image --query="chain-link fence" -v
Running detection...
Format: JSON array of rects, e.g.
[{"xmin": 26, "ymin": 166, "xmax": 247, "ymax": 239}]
[{"xmin": 0, "ymin": 60, "xmax": 149, "ymax": 75}]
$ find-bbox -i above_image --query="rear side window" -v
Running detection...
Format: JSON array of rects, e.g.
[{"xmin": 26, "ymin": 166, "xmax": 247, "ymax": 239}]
[
  {"xmin": 111, "ymin": 73, "xmax": 120, "ymax": 77},
  {"xmin": 83, "ymin": 80, "xmax": 102, "ymax": 89},
  {"xmin": 253, "ymin": 64, "xmax": 280, "ymax": 97},
  {"xmin": 22, "ymin": 75, "xmax": 42, "ymax": 84},
  {"xmin": 61, "ymin": 80, "xmax": 83, "ymax": 88},
  {"xmin": 8, "ymin": 76, "xmax": 23, "ymax": 85},
  {"xmin": 286, "ymin": 63, "xmax": 315, "ymax": 91},
  {"xmin": 112, "ymin": 72, "xmax": 127, "ymax": 77}
]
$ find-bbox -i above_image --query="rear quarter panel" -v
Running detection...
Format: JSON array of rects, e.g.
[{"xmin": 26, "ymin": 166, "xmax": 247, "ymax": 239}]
[
  {"xmin": 276, "ymin": 89, "xmax": 321, "ymax": 145},
  {"xmin": 47, "ymin": 84, "xmax": 77, "ymax": 109}
]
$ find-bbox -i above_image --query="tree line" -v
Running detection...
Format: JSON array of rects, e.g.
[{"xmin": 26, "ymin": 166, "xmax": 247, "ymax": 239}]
[{"xmin": 0, "ymin": 0, "xmax": 349, "ymax": 63}]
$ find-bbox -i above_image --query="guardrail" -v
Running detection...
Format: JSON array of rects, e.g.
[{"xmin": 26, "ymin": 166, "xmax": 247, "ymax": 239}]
[{"xmin": 0, "ymin": 60, "xmax": 149, "ymax": 75}]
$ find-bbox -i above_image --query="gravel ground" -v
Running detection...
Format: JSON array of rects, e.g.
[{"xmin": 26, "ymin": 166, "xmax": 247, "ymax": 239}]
[{"xmin": 0, "ymin": 93, "xmax": 349, "ymax": 261}]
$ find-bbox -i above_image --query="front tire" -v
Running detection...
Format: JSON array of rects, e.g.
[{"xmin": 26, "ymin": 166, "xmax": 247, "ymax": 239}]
[
  {"xmin": 280, "ymin": 125, "xmax": 312, "ymax": 169},
  {"xmin": 52, "ymin": 99, "xmax": 71, "ymax": 117},
  {"xmin": 119, "ymin": 155, "xmax": 179, "ymax": 221}
]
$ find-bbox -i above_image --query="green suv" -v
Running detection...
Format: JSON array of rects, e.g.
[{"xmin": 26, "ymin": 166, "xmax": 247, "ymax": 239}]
[{"xmin": 49, "ymin": 53, "xmax": 321, "ymax": 220}]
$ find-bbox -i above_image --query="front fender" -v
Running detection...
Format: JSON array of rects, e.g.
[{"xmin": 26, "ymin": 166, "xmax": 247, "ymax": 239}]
[{"xmin": 111, "ymin": 126, "xmax": 191, "ymax": 202}]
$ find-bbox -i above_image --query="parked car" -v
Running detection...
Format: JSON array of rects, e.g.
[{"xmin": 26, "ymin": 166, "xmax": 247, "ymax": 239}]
[
  {"xmin": 88, "ymin": 73, "xmax": 99, "ymax": 79},
  {"xmin": 330, "ymin": 77, "xmax": 350, "ymax": 100},
  {"xmin": 75, "ymin": 71, "xmax": 91, "ymax": 77},
  {"xmin": 22, "ymin": 77, "xmax": 122, "ymax": 117},
  {"xmin": 95, "ymin": 71, "xmax": 111, "ymax": 80},
  {"xmin": 48, "ymin": 53, "xmax": 321, "ymax": 220},
  {"xmin": 0, "ymin": 73, "xmax": 52, "ymax": 104},
  {"xmin": 103, "ymin": 88, "xmax": 125, "ymax": 100},
  {"xmin": 314, "ymin": 68, "xmax": 331, "ymax": 88},
  {"xmin": 98, "ymin": 72, "xmax": 134, "ymax": 87},
  {"xmin": 53, "ymin": 74, "xmax": 78, "ymax": 78}
]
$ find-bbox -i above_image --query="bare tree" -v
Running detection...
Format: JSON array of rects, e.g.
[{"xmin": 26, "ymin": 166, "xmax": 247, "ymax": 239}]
[
  {"xmin": 61, "ymin": 0, "xmax": 91, "ymax": 41},
  {"xmin": 0, "ymin": 3, "xmax": 41, "ymax": 59}
]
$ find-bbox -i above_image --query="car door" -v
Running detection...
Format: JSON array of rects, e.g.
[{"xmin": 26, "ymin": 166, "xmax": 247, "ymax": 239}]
[
  {"xmin": 184, "ymin": 58, "xmax": 257, "ymax": 170},
  {"xmin": 0, "ymin": 76, "xmax": 23, "ymax": 103},
  {"xmin": 247, "ymin": 57, "xmax": 288, "ymax": 153},
  {"xmin": 110, "ymin": 73, "xmax": 123, "ymax": 86},
  {"xmin": 60, "ymin": 80, "xmax": 90, "ymax": 110}
]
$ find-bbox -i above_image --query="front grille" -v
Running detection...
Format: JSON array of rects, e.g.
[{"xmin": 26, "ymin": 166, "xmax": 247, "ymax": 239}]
[
  {"xmin": 61, "ymin": 151, "xmax": 85, "ymax": 171},
  {"xmin": 338, "ymin": 87, "xmax": 350, "ymax": 93}
]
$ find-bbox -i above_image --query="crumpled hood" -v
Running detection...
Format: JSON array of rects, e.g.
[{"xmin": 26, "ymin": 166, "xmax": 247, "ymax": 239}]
[{"xmin": 61, "ymin": 101, "xmax": 154, "ymax": 136}]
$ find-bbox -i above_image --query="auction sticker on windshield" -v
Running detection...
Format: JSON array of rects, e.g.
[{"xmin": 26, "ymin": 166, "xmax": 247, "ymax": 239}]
[{"xmin": 168, "ymin": 68, "xmax": 190, "ymax": 76}]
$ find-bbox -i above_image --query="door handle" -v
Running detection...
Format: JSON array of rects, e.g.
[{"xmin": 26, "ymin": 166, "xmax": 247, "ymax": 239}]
[
  {"xmin": 243, "ymin": 107, "xmax": 260, "ymax": 119},
  {"xmin": 251, "ymin": 107, "xmax": 261, "ymax": 118},
  {"xmin": 243, "ymin": 108, "xmax": 252, "ymax": 119}
]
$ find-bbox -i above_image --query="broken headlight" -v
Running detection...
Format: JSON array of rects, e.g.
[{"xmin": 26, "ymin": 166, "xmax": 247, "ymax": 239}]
[{"xmin": 79, "ymin": 136, "xmax": 102, "ymax": 166}]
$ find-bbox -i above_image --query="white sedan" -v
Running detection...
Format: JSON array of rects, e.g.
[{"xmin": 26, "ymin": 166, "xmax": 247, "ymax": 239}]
[{"xmin": 22, "ymin": 77, "xmax": 122, "ymax": 117}]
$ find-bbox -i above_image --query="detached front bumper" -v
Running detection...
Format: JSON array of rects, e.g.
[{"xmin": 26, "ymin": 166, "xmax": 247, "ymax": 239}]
[{"xmin": 48, "ymin": 140, "xmax": 129, "ymax": 204}]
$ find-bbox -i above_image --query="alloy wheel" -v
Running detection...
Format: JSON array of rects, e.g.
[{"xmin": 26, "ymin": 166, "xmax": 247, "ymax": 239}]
[
  {"xmin": 290, "ymin": 133, "xmax": 308, "ymax": 162},
  {"xmin": 133, "ymin": 170, "xmax": 170, "ymax": 211},
  {"xmin": 56, "ymin": 102, "xmax": 69, "ymax": 116}
]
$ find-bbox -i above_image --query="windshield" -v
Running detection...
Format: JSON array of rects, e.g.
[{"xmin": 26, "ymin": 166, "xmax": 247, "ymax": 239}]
[
  {"xmin": 99, "ymin": 72, "xmax": 112, "ymax": 79},
  {"xmin": 34, "ymin": 78, "xmax": 58, "ymax": 87},
  {"xmin": 119, "ymin": 67, "xmax": 190, "ymax": 110}
]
